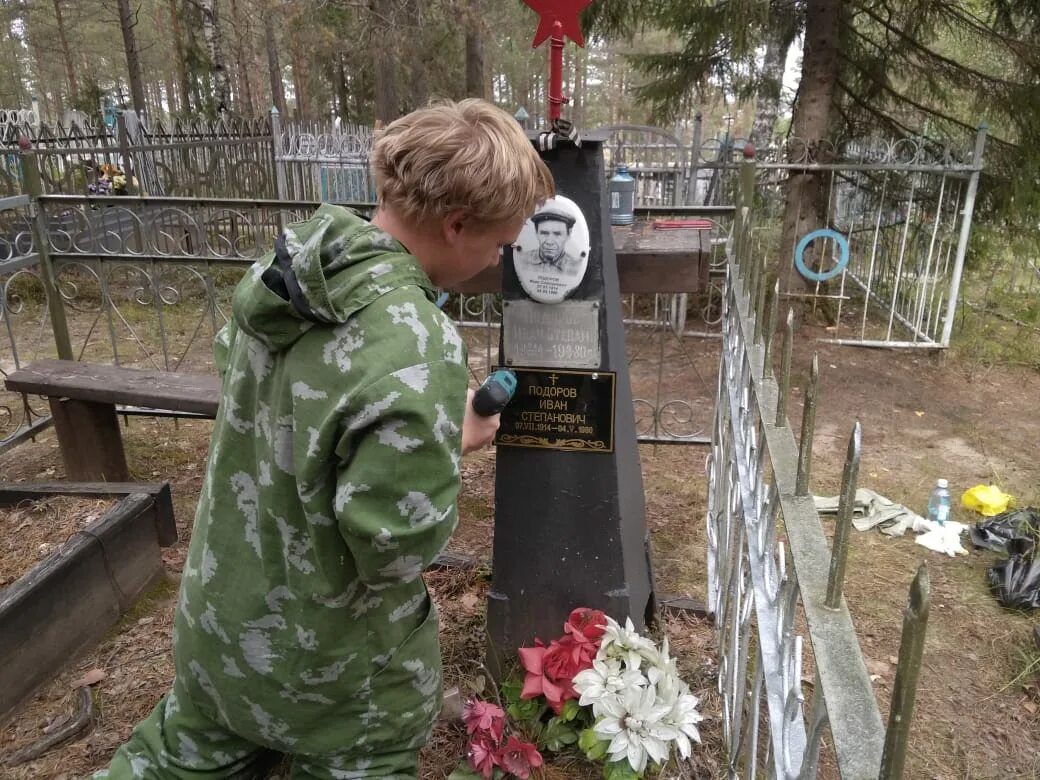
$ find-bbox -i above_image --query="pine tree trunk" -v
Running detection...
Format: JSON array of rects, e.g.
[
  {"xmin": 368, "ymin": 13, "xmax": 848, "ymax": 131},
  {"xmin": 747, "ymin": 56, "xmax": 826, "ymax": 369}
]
[
  {"xmin": 164, "ymin": 74, "xmax": 178, "ymax": 113},
  {"xmin": 263, "ymin": 5, "xmax": 286, "ymax": 114},
  {"xmin": 185, "ymin": 2, "xmax": 206, "ymax": 109},
  {"xmin": 572, "ymin": 46, "xmax": 585, "ymax": 128},
  {"xmin": 290, "ymin": 46, "xmax": 307, "ymax": 119},
  {"xmin": 464, "ymin": 30, "xmax": 486, "ymax": 98},
  {"xmin": 402, "ymin": 0, "xmax": 429, "ymax": 110},
  {"xmin": 116, "ymin": 0, "xmax": 148, "ymax": 118},
  {"xmin": 371, "ymin": 0, "xmax": 399, "ymax": 123},
  {"xmin": 229, "ymin": 0, "xmax": 255, "ymax": 116},
  {"xmin": 751, "ymin": 2, "xmax": 798, "ymax": 150},
  {"xmin": 779, "ymin": 0, "xmax": 841, "ymax": 296},
  {"xmin": 199, "ymin": 0, "xmax": 231, "ymax": 112},
  {"xmin": 336, "ymin": 54, "xmax": 350, "ymax": 121},
  {"xmin": 409, "ymin": 55, "xmax": 429, "ymax": 111},
  {"xmin": 167, "ymin": 0, "xmax": 192, "ymax": 114},
  {"xmin": 52, "ymin": 0, "xmax": 79, "ymax": 108}
]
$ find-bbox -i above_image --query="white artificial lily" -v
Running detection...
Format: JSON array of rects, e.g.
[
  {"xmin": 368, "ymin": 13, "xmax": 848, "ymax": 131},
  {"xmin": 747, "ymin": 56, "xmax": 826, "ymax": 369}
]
[
  {"xmin": 664, "ymin": 690, "xmax": 704, "ymax": 759},
  {"xmin": 598, "ymin": 616, "xmax": 661, "ymax": 670},
  {"xmin": 593, "ymin": 683, "xmax": 678, "ymax": 772},
  {"xmin": 573, "ymin": 658, "xmax": 648, "ymax": 715}
]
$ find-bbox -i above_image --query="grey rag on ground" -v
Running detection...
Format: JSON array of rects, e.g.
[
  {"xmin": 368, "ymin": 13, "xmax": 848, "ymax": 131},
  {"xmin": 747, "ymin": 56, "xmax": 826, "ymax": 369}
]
[
  {"xmin": 814, "ymin": 488, "xmax": 925, "ymax": 537},
  {"xmin": 815, "ymin": 488, "xmax": 969, "ymax": 556}
]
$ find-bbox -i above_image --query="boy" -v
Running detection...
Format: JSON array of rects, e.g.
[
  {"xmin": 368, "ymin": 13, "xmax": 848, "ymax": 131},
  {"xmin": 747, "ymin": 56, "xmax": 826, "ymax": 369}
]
[{"xmin": 95, "ymin": 99, "xmax": 554, "ymax": 779}]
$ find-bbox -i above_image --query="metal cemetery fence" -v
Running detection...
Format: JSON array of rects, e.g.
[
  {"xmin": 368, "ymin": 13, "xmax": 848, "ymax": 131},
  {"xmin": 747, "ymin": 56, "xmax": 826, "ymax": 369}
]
[
  {"xmin": 0, "ymin": 188, "xmax": 715, "ymax": 450},
  {"xmin": 270, "ymin": 111, "xmax": 375, "ymax": 203},
  {"xmin": 596, "ymin": 123, "xmax": 987, "ymax": 350},
  {"xmin": 0, "ymin": 193, "xmax": 54, "ymax": 448},
  {"xmin": 1, "ymin": 115, "xmax": 934, "ymax": 777},
  {"xmin": 0, "ymin": 113, "xmax": 721, "ymax": 451},
  {"xmin": 706, "ymin": 163, "xmax": 929, "ymax": 778},
  {"xmin": 1, "ymin": 110, "xmax": 988, "ymax": 351}
]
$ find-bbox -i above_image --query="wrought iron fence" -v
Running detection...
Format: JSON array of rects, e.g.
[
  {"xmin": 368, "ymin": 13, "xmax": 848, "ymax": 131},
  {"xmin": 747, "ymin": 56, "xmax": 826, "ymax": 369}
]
[
  {"xmin": 271, "ymin": 111, "xmax": 375, "ymax": 202},
  {"xmin": 755, "ymin": 131, "xmax": 985, "ymax": 350},
  {"xmin": 0, "ymin": 113, "xmax": 998, "ymax": 451},
  {"xmin": 0, "ymin": 194, "xmax": 52, "ymax": 448},
  {"xmin": 597, "ymin": 125, "xmax": 987, "ymax": 350},
  {"xmin": 0, "ymin": 113, "xmax": 275, "ymax": 201},
  {"xmin": 706, "ymin": 167, "xmax": 929, "ymax": 778},
  {"xmin": 0, "ymin": 110, "xmax": 991, "ymax": 352},
  {"xmin": 0, "ymin": 191, "xmax": 714, "ymax": 449}
]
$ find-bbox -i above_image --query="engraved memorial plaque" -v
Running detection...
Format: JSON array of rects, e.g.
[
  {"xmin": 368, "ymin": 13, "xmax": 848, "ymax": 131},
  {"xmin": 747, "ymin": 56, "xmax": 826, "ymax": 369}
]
[
  {"xmin": 496, "ymin": 368, "xmax": 615, "ymax": 452},
  {"xmin": 502, "ymin": 299, "xmax": 601, "ymax": 368}
]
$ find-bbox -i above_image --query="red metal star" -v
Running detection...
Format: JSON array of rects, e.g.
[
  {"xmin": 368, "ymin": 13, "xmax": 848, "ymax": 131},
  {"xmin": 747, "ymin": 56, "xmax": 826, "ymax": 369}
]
[{"xmin": 523, "ymin": 0, "xmax": 592, "ymax": 48}]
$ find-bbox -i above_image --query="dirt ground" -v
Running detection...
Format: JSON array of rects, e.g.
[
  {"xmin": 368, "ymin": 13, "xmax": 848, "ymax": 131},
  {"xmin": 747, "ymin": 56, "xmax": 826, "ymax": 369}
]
[{"xmin": 1, "ymin": 317, "xmax": 1038, "ymax": 778}]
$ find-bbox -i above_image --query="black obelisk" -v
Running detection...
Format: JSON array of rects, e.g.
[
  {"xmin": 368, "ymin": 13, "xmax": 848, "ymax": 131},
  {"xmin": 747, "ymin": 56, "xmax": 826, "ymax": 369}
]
[{"xmin": 486, "ymin": 135, "xmax": 656, "ymax": 671}]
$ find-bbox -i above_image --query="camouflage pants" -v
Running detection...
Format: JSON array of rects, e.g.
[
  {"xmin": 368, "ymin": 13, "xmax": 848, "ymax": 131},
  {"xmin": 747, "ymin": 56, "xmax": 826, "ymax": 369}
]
[{"xmin": 92, "ymin": 679, "xmax": 419, "ymax": 779}]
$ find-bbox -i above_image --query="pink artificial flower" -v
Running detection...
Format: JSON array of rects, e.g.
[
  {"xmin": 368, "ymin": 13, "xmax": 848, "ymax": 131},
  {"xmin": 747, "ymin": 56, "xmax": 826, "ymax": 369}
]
[
  {"xmin": 519, "ymin": 641, "xmax": 569, "ymax": 713},
  {"xmin": 520, "ymin": 635, "xmax": 596, "ymax": 713},
  {"xmin": 467, "ymin": 733, "xmax": 500, "ymax": 779},
  {"xmin": 564, "ymin": 607, "xmax": 608, "ymax": 644},
  {"xmin": 497, "ymin": 735, "xmax": 544, "ymax": 779},
  {"xmin": 462, "ymin": 698, "xmax": 505, "ymax": 741}
]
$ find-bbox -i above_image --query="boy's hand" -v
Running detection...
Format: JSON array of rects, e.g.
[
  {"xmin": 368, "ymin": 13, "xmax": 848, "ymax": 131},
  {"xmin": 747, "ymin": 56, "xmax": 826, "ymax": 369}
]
[{"xmin": 462, "ymin": 388, "xmax": 500, "ymax": 455}]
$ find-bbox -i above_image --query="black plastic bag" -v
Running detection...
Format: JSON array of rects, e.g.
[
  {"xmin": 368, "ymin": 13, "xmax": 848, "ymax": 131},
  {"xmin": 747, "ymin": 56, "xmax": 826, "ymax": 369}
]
[
  {"xmin": 970, "ymin": 508, "xmax": 1039, "ymax": 555},
  {"xmin": 987, "ymin": 538, "xmax": 1040, "ymax": 610}
]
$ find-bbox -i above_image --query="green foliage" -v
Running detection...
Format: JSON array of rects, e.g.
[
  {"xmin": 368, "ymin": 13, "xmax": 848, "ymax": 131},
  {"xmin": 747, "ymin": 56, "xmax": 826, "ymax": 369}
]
[
  {"xmin": 603, "ymin": 759, "xmax": 642, "ymax": 780},
  {"xmin": 502, "ymin": 679, "xmax": 544, "ymax": 722},
  {"xmin": 447, "ymin": 762, "xmax": 484, "ymax": 780},
  {"xmin": 540, "ymin": 715, "xmax": 580, "ymax": 752},
  {"xmin": 559, "ymin": 698, "xmax": 582, "ymax": 722},
  {"xmin": 588, "ymin": 0, "xmax": 1040, "ymax": 225},
  {"xmin": 579, "ymin": 727, "xmax": 610, "ymax": 761}
]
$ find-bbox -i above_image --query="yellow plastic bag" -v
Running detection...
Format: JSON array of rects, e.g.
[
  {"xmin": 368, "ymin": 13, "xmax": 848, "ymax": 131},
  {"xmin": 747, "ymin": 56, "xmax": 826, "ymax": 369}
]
[{"xmin": 960, "ymin": 484, "xmax": 1013, "ymax": 517}]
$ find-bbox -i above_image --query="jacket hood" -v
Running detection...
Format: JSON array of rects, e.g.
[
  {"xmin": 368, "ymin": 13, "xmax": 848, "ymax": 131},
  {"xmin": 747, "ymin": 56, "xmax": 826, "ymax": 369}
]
[{"xmin": 232, "ymin": 204, "xmax": 435, "ymax": 351}]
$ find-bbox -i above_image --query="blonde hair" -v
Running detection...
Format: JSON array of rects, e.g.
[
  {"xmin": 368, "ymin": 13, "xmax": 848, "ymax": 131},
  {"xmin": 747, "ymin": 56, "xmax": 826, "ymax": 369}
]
[{"xmin": 371, "ymin": 99, "xmax": 555, "ymax": 226}]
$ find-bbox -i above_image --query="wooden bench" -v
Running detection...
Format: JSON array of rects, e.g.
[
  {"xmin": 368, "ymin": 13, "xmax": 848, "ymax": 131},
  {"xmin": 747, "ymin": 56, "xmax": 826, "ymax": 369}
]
[{"xmin": 4, "ymin": 360, "xmax": 220, "ymax": 482}]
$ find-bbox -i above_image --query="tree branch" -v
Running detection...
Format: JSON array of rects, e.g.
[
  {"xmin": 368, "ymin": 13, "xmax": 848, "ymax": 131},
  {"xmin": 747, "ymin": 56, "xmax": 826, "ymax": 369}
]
[
  {"xmin": 851, "ymin": 4, "xmax": 1022, "ymax": 90},
  {"xmin": 837, "ymin": 52, "xmax": 1015, "ymax": 149}
]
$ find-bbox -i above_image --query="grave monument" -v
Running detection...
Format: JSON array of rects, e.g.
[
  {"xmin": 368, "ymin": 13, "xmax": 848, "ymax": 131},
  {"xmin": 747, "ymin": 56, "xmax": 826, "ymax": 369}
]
[{"xmin": 486, "ymin": 0, "xmax": 656, "ymax": 670}]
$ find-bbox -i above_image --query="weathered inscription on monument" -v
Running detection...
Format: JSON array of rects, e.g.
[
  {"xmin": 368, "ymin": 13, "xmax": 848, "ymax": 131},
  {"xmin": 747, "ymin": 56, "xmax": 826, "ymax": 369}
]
[
  {"xmin": 502, "ymin": 299, "xmax": 600, "ymax": 369},
  {"xmin": 497, "ymin": 368, "xmax": 615, "ymax": 452}
]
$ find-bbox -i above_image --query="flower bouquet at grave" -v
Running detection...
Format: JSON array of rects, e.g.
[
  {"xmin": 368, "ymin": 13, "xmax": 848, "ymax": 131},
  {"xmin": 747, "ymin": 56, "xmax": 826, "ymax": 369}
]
[
  {"xmin": 453, "ymin": 608, "xmax": 703, "ymax": 780},
  {"xmin": 87, "ymin": 163, "xmax": 130, "ymax": 196}
]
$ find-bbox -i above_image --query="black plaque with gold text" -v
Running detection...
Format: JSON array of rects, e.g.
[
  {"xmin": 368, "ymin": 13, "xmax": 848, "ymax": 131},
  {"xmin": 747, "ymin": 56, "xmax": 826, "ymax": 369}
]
[{"xmin": 496, "ymin": 368, "xmax": 615, "ymax": 452}]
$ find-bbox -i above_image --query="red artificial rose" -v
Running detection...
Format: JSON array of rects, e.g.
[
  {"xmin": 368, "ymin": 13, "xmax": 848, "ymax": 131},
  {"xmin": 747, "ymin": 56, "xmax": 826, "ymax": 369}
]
[
  {"xmin": 519, "ymin": 641, "xmax": 567, "ymax": 712},
  {"xmin": 564, "ymin": 607, "xmax": 607, "ymax": 644},
  {"xmin": 542, "ymin": 637, "xmax": 586, "ymax": 691},
  {"xmin": 519, "ymin": 635, "xmax": 596, "ymax": 713},
  {"xmin": 462, "ymin": 698, "xmax": 505, "ymax": 742},
  {"xmin": 518, "ymin": 609, "xmax": 606, "ymax": 714},
  {"xmin": 497, "ymin": 735, "xmax": 544, "ymax": 779},
  {"xmin": 467, "ymin": 733, "xmax": 500, "ymax": 779}
]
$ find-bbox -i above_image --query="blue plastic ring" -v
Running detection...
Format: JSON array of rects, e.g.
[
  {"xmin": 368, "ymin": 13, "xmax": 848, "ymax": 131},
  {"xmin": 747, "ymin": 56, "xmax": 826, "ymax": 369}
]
[{"xmin": 794, "ymin": 229, "xmax": 850, "ymax": 282}]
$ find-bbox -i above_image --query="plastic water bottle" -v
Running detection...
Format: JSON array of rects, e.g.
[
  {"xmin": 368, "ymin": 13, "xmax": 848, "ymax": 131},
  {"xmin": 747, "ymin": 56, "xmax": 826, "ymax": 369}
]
[{"xmin": 927, "ymin": 479, "xmax": 951, "ymax": 526}]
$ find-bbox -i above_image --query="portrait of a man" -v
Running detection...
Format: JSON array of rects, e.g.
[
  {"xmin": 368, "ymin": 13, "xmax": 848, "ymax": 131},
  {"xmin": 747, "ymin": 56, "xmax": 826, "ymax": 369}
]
[
  {"xmin": 512, "ymin": 195, "xmax": 591, "ymax": 304},
  {"xmin": 519, "ymin": 210, "xmax": 583, "ymax": 277}
]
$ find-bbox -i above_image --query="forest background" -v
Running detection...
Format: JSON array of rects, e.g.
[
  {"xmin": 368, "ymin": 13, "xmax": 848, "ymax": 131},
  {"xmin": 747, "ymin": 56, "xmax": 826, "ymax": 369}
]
[{"xmin": 1, "ymin": 0, "xmax": 1039, "ymax": 363}]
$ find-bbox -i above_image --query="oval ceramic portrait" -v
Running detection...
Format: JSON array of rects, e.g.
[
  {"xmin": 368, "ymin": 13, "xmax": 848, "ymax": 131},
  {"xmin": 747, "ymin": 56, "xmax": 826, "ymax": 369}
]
[{"xmin": 512, "ymin": 195, "xmax": 591, "ymax": 304}]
